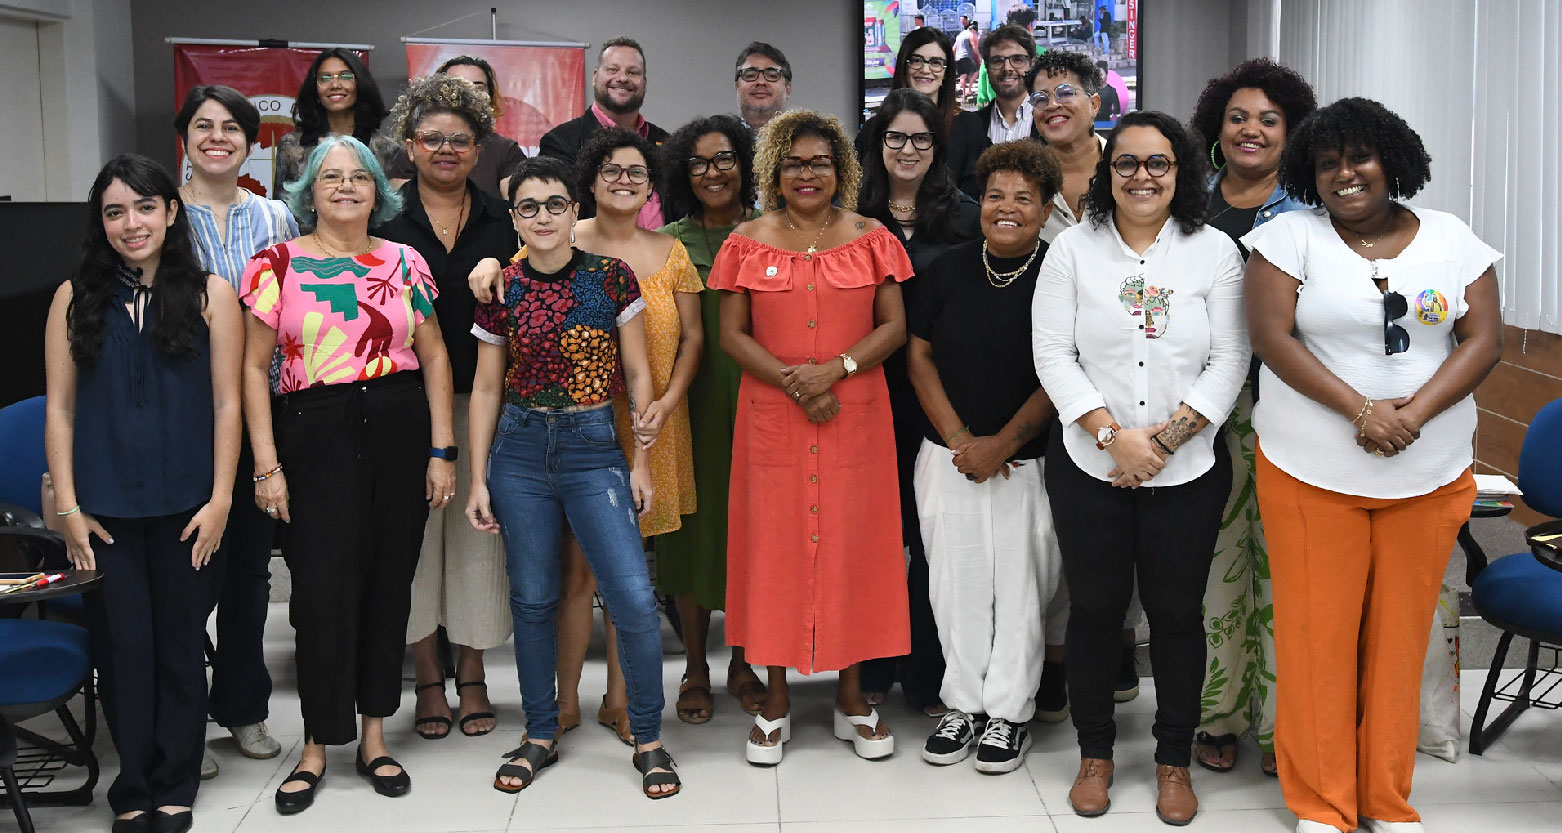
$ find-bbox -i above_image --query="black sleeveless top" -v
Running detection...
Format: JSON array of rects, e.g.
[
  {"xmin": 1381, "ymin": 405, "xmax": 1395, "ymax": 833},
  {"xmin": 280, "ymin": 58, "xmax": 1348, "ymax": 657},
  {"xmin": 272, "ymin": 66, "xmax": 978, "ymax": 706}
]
[{"xmin": 74, "ymin": 273, "xmax": 214, "ymax": 518}]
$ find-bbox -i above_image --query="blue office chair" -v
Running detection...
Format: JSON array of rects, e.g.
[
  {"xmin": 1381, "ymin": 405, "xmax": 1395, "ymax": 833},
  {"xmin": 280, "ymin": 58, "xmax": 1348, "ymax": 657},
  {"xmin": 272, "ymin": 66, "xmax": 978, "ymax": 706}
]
[
  {"xmin": 0, "ymin": 396, "xmax": 84, "ymax": 623},
  {"xmin": 1467, "ymin": 397, "xmax": 1562, "ymax": 754}
]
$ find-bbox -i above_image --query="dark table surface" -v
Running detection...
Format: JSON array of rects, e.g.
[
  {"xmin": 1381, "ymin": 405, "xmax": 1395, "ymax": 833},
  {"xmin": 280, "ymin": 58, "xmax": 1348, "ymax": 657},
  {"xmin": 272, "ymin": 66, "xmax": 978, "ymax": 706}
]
[
  {"xmin": 0, "ymin": 569, "xmax": 101, "ymax": 606},
  {"xmin": 1528, "ymin": 520, "xmax": 1562, "ymax": 573}
]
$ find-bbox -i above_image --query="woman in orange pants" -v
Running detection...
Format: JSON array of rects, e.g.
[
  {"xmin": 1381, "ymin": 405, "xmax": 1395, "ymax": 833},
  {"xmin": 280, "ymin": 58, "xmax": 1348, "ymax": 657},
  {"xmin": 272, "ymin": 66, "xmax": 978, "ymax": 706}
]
[{"xmin": 1243, "ymin": 98, "xmax": 1502, "ymax": 833}]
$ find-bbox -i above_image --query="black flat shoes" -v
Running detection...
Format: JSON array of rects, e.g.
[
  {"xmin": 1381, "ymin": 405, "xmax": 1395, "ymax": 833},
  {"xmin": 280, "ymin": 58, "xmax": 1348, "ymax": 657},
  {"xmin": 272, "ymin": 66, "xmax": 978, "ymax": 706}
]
[
  {"xmin": 356, "ymin": 747, "xmax": 411, "ymax": 797},
  {"xmin": 274, "ymin": 766, "xmax": 324, "ymax": 815}
]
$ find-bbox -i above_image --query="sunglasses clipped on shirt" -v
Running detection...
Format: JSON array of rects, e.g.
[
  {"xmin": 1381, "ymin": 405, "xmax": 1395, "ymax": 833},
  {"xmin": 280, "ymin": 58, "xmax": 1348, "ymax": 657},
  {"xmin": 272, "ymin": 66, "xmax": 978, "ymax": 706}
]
[{"xmin": 1374, "ymin": 264, "xmax": 1411, "ymax": 355}]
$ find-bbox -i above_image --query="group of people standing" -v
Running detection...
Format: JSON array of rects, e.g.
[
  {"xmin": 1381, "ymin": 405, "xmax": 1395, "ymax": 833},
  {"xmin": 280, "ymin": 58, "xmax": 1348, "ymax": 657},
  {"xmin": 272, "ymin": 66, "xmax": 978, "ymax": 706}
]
[{"xmin": 40, "ymin": 24, "xmax": 1501, "ymax": 833}]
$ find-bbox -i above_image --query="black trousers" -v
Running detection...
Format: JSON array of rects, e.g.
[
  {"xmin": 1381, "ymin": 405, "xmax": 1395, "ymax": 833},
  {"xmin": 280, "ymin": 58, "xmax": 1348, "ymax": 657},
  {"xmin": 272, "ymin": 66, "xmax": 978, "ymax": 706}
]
[
  {"xmin": 87, "ymin": 508, "xmax": 216, "ymax": 814},
  {"xmin": 275, "ymin": 372, "xmax": 431, "ymax": 746},
  {"xmin": 1045, "ymin": 423, "xmax": 1230, "ymax": 767},
  {"xmin": 208, "ymin": 441, "xmax": 276, "ymax": 728}
]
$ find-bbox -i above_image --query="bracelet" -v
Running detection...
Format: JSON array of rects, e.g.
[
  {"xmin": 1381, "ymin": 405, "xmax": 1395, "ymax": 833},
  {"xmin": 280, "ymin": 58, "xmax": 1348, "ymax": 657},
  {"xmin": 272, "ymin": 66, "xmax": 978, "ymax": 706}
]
[
  {"xmin": 945, "ymin": 425, "xmax": 972, "ymax": 444},
  {"xmin": 1352, "ymin": 398, "xmax": 1374, "ymax": 429},
  {"xmin": 1152, "ymin": 434, "xmax": 1174, "ymax": 455},
  {"xmin": 253, "ymin": 464, "xmax": 283, "ymax": 483},
  {"xmin": 56, "ymin": 504, "xmax": 82, "ymax": 517}
]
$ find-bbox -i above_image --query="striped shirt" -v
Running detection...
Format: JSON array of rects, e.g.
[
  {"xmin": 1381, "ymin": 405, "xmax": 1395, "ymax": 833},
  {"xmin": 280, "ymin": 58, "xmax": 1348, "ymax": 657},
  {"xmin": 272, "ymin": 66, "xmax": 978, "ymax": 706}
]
[{"xmin": 185, "ymin": 192, "xmax": 299, "ymax": 291}]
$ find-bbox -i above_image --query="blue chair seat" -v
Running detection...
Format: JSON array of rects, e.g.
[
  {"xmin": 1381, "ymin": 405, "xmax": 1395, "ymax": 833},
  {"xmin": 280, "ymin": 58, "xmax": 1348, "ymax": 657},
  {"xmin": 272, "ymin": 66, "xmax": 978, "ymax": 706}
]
[
  {"xmin": 0, "ymin": 619, "xmax": 91, "ymax": 708},
  {"xmin": 1472, "ymin": 551, "xmax": 1562, "ymax": 636}
]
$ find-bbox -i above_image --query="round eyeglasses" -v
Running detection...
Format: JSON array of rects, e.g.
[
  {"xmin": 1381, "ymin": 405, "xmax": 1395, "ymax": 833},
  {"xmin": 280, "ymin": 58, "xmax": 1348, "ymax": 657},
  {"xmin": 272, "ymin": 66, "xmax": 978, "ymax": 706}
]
[
  {"xmin": 599, "ymin": 164, "xmax": 650, "ymax": 185},
  {"xmin": 1028, "ymin": 84, "xmax": 1081, "ymax": 108},
  {"xmin": 511, "ymin": 196, "xmax": 574, "ymax": 218},
  {"xmin": 414, "ymin": 130, "xmax": 475, "ymax": 154},
  {"xmin": 1111, "ymin": 154, "xmax": 1176, "ymax": 178}
]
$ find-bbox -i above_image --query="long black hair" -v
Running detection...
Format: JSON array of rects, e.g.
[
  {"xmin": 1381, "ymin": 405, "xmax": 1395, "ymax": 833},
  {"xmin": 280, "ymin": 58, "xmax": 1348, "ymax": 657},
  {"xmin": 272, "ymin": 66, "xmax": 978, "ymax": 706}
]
[
  {"xmin": 890, "ymin": 27, "xmax": 958, "ymax": 131},
  {"xmin": 858, "ymin": 89, "xmax": 964, "ymax": 243},
  {"xmin": 292, "ymin": 48, "xmax": 387, "ymax": 146},
  {"xmin": 1085, "ymin": 110, "xmax": 1209, "ymax": 236},
  {"xmin": 658, "ymin": 114, "xmax": 756, "ymax": 219},
  {"xmin": 69, "ymin": 155, "xmax": 208, "ymax": 367}
]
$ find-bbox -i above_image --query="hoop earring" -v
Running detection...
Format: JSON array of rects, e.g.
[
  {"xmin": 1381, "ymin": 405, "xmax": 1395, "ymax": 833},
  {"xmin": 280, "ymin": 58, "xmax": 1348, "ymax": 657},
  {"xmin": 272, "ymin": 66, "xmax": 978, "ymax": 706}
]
[{"xmin": 1209, "ymin": 140, "xmax": 1225, "ymax": 171}]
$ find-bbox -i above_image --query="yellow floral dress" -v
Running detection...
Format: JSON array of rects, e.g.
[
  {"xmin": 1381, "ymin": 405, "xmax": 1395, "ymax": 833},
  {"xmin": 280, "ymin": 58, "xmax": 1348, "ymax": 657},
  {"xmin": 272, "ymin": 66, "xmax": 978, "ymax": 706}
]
[{"xmin": 614, "ymin": 239, "xmax": 703, "ymax": 536}]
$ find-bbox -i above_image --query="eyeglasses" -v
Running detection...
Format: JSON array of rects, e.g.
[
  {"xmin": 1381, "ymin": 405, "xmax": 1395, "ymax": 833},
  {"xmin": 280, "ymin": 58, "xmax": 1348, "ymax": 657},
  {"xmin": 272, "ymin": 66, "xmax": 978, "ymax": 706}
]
[
  {"xmin": 599, "ymin": 163, "xmax": 650, "ymax": 184},
  {"xmin": 986, "ymin": 54, "xmax": 1032, "ymax": 70},
  {"xmin": 903, "ymin": 55, "xmax": 948, "ymax": 72},
  {"xmin": 736, "ymin": 66, "xmax": 788, "ymax": 83},
  {"xmin": 1111, "ymin": 154, "xmax": 1176, "ymax": 178},
  {"xmin": 779, "ymin": 156, "xmax": 835, "ymax": 177},
  {"xmin": 512, "ymin": 196, "xmax": 574, "ymax": 218},
  {"xmin": 1029, "ymin": 84, "xmax": 1081, "ymax": 107},
  {"xmin": 414, "ymin": 130, "xmax": 475, "ymax": 154},
  {"xmin": 316, "ymin": 71, "xmax": 356, "ymax": 86},
  {"xmin": 687, "ymin": 150, "xmax": 739, "ymax": 176},
  {"xmin": 883, "ymin": 131, "xmax": 934, "ymax": 151},
  {"xmin": 317, "ymin": 170, "xmax": 374, "ymax": 188}
]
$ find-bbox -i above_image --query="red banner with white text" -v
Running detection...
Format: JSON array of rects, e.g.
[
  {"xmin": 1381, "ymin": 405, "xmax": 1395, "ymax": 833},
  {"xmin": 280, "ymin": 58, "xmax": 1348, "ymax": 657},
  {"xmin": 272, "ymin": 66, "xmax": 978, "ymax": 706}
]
[
  {"xmin": 404, "ymin": 41, "xmax": 585, "ymax": 157},
  {"xmin": 172, "ymin": 44, "xmax": 370, "ymax": 198}
]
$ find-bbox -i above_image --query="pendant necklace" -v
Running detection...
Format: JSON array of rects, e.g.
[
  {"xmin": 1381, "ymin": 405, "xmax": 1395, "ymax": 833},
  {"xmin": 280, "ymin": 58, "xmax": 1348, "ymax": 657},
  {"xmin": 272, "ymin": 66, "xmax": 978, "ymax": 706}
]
[{"xmin": 786, "ymin": 207, "xmax": 836, "ymax": 259}]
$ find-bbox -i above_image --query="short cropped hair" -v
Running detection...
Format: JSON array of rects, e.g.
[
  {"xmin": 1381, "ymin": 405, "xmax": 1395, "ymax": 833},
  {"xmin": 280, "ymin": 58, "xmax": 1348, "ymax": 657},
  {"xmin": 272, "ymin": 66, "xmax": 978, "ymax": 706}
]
[
  {"xmin": 1279, "ymin": 97, "xmax": 1431, "ymax": 205},
  {"xmin": 600, "ymin": 36, "xmax": 646, "ymax": 73},
  {"xmin": 735, "ymin": 42, "xmax": 792, "ymax": 80},
  {"xmin": 283, "ymin": 135, "xmax": 402, "ymax": 226},
  {"xmin": 1025, "ymin": 49, "xmax": 1103, "ymax": 95},
  {"xmin": 507, "ymin": 156, "xmax": 576, "ymax": 205},
  {"xmin": 975, "ymin": 140, "xmax": 1063, "ymax": 202},
  {"xmin": 981, "ymin": 24, "xmax": 1035, "ymax": 62}
]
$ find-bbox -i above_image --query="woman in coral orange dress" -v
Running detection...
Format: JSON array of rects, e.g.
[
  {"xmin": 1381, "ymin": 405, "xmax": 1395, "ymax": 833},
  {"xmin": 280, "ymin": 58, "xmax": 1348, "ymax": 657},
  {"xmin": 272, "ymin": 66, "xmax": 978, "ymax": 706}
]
[{"xmin": 709, "ymin": 110, "xmax": 912, "ymax": 765}]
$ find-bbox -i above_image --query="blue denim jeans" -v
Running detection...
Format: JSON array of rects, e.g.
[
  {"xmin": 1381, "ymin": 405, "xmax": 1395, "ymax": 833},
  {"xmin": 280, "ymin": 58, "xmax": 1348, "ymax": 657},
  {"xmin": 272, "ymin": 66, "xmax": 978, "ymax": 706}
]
[{"xmin": 487, "ymin": 403, "xmax": 664, "ymax": 744}]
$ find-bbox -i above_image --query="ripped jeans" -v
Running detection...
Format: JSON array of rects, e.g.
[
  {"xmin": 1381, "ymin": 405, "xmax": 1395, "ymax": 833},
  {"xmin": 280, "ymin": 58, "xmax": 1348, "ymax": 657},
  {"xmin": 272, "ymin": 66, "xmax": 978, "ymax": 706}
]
[{"xmin": 486, "ymin": 403, "xmax": 664, "ymax": 744}]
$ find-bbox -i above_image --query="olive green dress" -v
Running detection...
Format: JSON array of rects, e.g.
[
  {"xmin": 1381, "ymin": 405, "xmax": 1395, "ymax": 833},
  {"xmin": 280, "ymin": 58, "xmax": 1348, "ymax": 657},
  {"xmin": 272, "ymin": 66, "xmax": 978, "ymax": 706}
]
[{"xmin": 653, "ymin": 213, "xmax": 755, "ymax": 610}]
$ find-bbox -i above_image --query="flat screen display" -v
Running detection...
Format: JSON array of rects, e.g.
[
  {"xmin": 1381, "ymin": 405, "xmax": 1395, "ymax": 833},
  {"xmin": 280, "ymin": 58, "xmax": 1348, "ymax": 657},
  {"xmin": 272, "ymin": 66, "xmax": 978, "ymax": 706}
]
[{"xmin": 862, "ymin": 0, "xmax": 1142, "ymax": 131}]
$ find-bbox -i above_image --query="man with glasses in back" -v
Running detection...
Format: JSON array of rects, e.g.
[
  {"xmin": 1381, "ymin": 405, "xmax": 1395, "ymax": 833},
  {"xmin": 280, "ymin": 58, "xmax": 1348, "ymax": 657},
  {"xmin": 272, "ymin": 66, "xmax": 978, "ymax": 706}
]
[
  {"xmin": 539, "ymin": 36, "xmax": 674, "ymax": 226},
  {"xmin": 734, "ymin": 42, "xmax": 792, "ymax": 134},
  {"xmin": 948, "ymin": 24, "xmax": 1042, "ymax": 197}
]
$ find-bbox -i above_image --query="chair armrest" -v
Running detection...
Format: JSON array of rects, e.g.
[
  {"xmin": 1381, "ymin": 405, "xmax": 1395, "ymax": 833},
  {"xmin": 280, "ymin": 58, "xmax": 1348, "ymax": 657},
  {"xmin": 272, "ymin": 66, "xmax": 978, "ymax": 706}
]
[
  {"xmin": 0, "ymin": 500, "xmax": 46, "ymax": 530},
  {"xmin": 0, "ymin": 523, "xmax": 69, "ymax": 571}
]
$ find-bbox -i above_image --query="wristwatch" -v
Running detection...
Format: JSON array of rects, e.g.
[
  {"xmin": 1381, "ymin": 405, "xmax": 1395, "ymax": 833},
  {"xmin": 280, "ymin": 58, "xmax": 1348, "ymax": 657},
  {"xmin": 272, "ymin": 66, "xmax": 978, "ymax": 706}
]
[
  {"xmin": 1095, "ymin": 422, "xmax": 1122, "ymax": 450},
  {"xmin": 430, "ymin": 446, "xmax": 460, "ymax": 461},
  {"xmin": 839, "ymin": 353, "xmax": 859, "ymax": 377}
]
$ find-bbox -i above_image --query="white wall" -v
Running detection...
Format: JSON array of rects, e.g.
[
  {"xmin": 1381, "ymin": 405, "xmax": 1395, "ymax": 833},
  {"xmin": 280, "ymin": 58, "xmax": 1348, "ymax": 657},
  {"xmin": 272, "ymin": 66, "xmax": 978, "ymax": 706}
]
[{"xmin": 0, "ymin": 16, "xmax": 46, "ymax": 200}]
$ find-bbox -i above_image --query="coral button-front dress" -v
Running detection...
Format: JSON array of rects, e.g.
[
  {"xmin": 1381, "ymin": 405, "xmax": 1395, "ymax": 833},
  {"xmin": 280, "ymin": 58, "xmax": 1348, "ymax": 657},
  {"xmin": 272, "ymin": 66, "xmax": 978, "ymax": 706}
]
[{"xmin": 706, "ymin": 226, "xmax": 913, "ymax": 673}]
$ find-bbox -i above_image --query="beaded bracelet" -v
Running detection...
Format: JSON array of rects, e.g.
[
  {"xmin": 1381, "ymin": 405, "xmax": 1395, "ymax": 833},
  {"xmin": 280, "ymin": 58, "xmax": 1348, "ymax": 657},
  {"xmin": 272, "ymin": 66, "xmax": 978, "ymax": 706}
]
[
  {"xmin": 253, "ymin": 464, "xmax": 283, "ymax": 483},
  {"xmin": 945, "ymin": 425, "xmax": 972, "ymax": 444},
  {"xmin": 1352, "ymin": 398, "xmax": 1374, "ymax": 429},
  {"xmin": 56, "ymin": 504, "xmax": 82, "ymax": 517}
]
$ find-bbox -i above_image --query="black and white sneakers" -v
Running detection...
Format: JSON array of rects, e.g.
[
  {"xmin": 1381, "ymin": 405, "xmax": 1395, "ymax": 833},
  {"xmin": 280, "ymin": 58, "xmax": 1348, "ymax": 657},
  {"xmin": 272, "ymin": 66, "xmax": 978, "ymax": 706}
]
[
  {"xmin": 975, "ymin": 718, "xmax": 1031, "ymax": 774},
  {"xmin": 922, "ymin": 711, "xmax": 979, "ymax": 765}
]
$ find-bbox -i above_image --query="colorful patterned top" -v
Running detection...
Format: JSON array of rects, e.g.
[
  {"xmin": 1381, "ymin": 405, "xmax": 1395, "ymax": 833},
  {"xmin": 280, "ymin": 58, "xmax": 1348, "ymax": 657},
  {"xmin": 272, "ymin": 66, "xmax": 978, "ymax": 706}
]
[
  {"xmin": 240, "ymin": 239, "xmax": 438, "ymax": 393},
  {"xmin": 471, "ymin": 249, "xmax": 645, "ymax": 409}
]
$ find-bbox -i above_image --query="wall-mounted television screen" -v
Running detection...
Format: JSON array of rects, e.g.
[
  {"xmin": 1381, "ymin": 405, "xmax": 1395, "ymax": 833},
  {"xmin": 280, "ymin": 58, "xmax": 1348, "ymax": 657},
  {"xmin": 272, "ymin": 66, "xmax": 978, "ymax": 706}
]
[{"xmin": 863, "ymin": 0, "xmax": 1141, "ymax": 131}]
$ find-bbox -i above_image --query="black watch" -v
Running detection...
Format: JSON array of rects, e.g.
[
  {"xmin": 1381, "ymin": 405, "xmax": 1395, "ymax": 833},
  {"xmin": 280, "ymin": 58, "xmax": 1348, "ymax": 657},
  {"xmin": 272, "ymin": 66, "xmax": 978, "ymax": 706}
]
[{"xmin": 430, "ymin": 446, "xmax": 459, "ymax": 461}]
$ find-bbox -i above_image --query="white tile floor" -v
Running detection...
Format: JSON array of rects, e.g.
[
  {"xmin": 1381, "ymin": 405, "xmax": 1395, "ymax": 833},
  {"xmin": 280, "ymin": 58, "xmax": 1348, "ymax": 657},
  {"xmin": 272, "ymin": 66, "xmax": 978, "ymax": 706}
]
[{"xmin": 16, "ymin": 603, "xmax": 1562, "ymax": 832}]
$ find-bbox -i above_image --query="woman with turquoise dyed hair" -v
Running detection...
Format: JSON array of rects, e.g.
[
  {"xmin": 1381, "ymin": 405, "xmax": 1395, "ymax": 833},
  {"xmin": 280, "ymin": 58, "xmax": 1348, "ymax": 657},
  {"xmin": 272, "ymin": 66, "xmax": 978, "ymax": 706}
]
[{"xmin": 238, "ymin": 135, "xmax": 458, "ymax": 815}]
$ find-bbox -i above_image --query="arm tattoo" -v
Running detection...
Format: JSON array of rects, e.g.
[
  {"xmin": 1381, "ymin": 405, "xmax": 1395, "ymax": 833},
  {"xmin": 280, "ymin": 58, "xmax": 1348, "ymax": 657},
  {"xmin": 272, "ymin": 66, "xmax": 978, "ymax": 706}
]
[
  {"xmin": 1156, "ymin": 403, "xmax": 1207, "ymax": 451},
  {"xmin": 855, "ymin": 221, "xmax": 866, "ymax": 229}
]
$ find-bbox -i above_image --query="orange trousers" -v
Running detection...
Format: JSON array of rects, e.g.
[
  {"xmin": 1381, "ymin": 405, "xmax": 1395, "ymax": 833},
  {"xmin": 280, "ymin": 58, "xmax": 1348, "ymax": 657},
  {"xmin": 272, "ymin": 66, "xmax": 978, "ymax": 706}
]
[{"xmin": 1256, "ymin": 445, "xmax": 1475, "ymax": 832}]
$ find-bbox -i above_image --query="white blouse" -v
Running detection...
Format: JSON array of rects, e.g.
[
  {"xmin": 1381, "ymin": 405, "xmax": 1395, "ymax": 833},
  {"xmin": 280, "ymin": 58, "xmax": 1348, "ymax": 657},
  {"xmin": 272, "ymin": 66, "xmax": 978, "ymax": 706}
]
[
  {"xmin": 1242, "ymin": 206, "xmax": 1500, "ymax": 499},
  {"xmin": 1033, "ymin": 216, "xmax": 1249, "ymax": 486}
]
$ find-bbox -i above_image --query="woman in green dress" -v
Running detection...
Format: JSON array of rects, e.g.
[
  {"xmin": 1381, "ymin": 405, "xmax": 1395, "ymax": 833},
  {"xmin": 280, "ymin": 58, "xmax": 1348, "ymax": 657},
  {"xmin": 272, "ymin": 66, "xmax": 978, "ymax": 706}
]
[{"xmin": 655, "ymin": 114, "xmax": 766, "ymax": 723}]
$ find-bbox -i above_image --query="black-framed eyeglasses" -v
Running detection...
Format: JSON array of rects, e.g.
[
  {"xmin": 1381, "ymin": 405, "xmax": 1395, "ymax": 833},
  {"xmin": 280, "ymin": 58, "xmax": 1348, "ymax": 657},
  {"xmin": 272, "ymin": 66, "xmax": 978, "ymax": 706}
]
[
  {"xmin": 1111, "ymin": 154, "xmax": 1176, "ymax": 178},
  {"xmin": 511, "ymin": 196, "xmax": 574, "ymax": 218},
  {"xmin": 903, "ymin": 54, "xmax": 948, "ymax": 71},
  {"xmin": 736, "ymin": 66, "xmax": 788, "ymax": 83},
  {"xmin": 316, "ymin": 71, "xmax": 356, "ymax": 85},
  {"xmin": 598, "ymin": 163, "xmax": 650, "ymax": 184},
  {"xmin": 687, "ymin": 151, "xmax": 739, "ymax": 176},
  {"xmin": 779, "ymin": 155, "xmax": 835, "ymax": 177},
  {"xmin": 883, "ymin": 131, "xmax": 934, "ymax": 151},
  {"xmin": 1029, "ymin": 84, "xmax": 1081, "ymax": 107},
  {"xmin": 986, "ymin": 54, "xmax": 1032, "ymax": 70},
  {"xmin": 1383, "ymin": 289, "xmax": 1410, "ymax": 355},
  {"xmin": 414, "ymin": 130, "xmax": 475, "ymax": 154}
]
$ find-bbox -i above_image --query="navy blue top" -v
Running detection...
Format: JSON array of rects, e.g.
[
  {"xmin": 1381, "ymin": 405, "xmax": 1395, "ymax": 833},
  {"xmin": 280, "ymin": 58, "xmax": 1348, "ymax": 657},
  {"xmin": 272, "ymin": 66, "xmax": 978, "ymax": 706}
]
[{"xmin": 74, "ymin": 275, "xmax": 214, "ymax": 519}]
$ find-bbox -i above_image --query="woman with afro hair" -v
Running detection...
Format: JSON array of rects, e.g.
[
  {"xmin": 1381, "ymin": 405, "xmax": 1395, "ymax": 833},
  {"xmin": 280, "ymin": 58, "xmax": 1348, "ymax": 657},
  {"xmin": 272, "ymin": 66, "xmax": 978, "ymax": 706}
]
[{"xmin": 1244, "ymin": 97, "xmax": 1502, "ymax": 833}]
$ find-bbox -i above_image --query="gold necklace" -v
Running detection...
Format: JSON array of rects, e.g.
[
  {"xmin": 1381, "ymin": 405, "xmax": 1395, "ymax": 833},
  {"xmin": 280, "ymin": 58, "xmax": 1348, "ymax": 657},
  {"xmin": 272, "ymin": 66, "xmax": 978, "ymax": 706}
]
[
  {"xmin": 888, "ymin": 198, "xmax": 917, "ymax": 214},
  {"xmin": 1334, "ymin": 206, "xmax": 1397, "ymax": 249},
  {"xmin": 428, "ymin": 192, "xmax": 469, "ymax": 238},
  {"xmin": 786, "ymin": 207, "xmax": 836, "ymax": 256},
  {"xmin": 981, "ymin": 239, "xmax": 1041, "ymax": 288},
  {"xmin": 313, "ymin": 231, "xmax": 373, "ymax": 258}
]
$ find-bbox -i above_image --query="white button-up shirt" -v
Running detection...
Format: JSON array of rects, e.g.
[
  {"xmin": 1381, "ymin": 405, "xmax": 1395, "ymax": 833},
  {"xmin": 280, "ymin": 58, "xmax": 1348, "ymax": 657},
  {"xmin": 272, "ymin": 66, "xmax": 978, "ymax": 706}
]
[
  {"xmin": 988, "ymin": 97, "xmax": 1034, "ymax": 145},
  {"xmin": 1032, "ymin": 216, "xmax": 1249, "ymax": 485}
]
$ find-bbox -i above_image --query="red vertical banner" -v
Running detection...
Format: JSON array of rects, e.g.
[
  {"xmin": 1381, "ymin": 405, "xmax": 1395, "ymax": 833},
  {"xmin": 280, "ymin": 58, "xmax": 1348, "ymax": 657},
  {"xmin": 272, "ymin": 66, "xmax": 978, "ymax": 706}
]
[
  {"xmin": 172, "ymin": 44, "xmax": 370, "ymax": 198},
  {"xmin": 404, "ymin": 42, "xmax": 586, "ymax": 157},
  {"xmin": 1126, "ymin": 0, "xmax": 1139, "ymax": 60}
]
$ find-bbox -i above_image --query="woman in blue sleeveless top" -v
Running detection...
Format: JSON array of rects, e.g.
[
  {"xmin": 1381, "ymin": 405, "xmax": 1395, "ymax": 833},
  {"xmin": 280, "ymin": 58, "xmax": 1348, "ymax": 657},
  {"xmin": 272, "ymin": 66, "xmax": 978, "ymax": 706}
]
[{"xmin": 43, "ymin": 154, "xmax": 245, "ymax": 833}]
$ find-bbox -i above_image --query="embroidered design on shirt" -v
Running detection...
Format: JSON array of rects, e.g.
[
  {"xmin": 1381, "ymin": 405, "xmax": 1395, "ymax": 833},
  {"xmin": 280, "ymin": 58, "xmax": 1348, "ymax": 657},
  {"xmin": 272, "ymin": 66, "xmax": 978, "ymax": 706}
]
[
  {"xmin": 1414, "ymin": 288, "xmax": 1448, "ymax": 325},
  {"xmin": 1119, "ymin": 275, "xmax": 1173, "ymax": 338}
]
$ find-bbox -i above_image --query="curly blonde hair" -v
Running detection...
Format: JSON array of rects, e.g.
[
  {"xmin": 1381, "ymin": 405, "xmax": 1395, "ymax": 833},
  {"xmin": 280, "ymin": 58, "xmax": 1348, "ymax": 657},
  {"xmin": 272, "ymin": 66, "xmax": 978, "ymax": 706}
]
[
  {"xmin": 390, "ymin": 74, "xmax": 495, "ymax": 144},
  {"xmin": 753, "ymin": 109, "xmax": 860, "ymax": 211}
]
